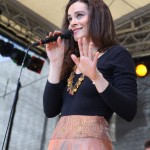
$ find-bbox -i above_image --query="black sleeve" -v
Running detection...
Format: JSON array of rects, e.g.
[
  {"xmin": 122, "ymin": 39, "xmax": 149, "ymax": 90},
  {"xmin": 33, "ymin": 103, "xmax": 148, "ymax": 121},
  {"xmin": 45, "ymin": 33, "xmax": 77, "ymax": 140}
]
[
  {"xmin": 43, "ymin": 81, "xmax": 63, "ymax": 118},
  {"xmin": 100, "ymin": 49, "xmax": 137, "ymax": 122}
]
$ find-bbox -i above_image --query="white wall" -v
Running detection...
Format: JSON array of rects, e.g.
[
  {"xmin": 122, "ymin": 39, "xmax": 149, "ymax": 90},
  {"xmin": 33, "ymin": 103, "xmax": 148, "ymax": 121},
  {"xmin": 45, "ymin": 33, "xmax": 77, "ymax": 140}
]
[{"xmin": 0, "ymin": 58, "xmax": 58, "ymax": 150}]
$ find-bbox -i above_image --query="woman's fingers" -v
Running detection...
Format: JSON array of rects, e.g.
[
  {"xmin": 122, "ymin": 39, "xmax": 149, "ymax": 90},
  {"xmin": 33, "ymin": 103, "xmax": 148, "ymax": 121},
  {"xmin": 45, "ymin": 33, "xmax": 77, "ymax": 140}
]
[
  {"xmin": 78, "ymin": 39, "xmax": 83, "ymax": 56},
  {"xmin": 71, "ymin": 54, "xmax": 80, "ymax": 67},
  {"xmin": 78, "ymin": 38, "xmax": 93, "ymax": 57},
  {"xmin": 82, "ymin": 38, "xmax": 88, "ymax": 56},
  {"xmin": 93, "ymin": 51, "xmax": 99, "ymax": 66},
  {"xmin": 53, "ymin": 30, "xmax": 62, "ymax": 35},
  {"xmin": 46, "ymin": 30, "xmax": 65, "ymax": 49},
  {"xmin": 78, "ymin": 38, "xmax": 91, "ymax": 57},
  {"xmin": 52, "ymin": 31, "xmax": 60, "ymax": 45},
  {"xmin": 57, "ymin": 36, "xmax": 61, "ymax": 47},
  {"xmin": 57, "ymin": 36, "xmax": 65, "ymax": 49},
  {"xmin": 48, "ymin": 32, "xmax": 52, "ymax": 37},
  {"xmin": 78, "ymin": 38, "xmax": 97, "ymax": 61},
  {"xmin": 46, "ymin": 32, "xmax": 53, "ymax": 48},
  {"xmin": 88, "ymin": 42, "xmax": 94, "ymax": 60}
]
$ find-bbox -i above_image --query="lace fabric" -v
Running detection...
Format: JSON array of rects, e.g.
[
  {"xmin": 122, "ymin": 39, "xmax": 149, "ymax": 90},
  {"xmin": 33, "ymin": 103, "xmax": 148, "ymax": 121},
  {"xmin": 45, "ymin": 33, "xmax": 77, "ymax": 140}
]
[{"xmin": 51, "ymin": 115, "xmax": 111, "ymax": 142}]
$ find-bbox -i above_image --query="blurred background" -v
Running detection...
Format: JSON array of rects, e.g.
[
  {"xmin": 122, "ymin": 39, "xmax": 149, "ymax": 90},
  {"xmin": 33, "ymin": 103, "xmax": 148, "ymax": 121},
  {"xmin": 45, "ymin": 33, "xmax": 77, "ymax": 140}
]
[{"xmin": 0, "ymin": 0, "xmax": 150, "ymax": 149}]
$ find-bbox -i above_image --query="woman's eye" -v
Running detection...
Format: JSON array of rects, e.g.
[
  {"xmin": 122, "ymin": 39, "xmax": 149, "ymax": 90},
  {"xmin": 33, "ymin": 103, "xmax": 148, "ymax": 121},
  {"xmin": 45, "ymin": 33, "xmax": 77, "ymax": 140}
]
[
  {"xmin": 77, "ymin": 13, "xmax": 83, "ymax": 19},
  {"xmin": 68, "ymin": 17, "xmax": 72, "ymax": 22}
]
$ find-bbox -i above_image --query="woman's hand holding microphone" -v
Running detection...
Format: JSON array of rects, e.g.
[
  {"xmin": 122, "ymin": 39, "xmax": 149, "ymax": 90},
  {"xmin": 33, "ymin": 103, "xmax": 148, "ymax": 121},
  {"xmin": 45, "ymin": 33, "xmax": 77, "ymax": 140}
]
[{"xmin": 46, "ymin": 31, "xmax": 65, "ymax": 83}]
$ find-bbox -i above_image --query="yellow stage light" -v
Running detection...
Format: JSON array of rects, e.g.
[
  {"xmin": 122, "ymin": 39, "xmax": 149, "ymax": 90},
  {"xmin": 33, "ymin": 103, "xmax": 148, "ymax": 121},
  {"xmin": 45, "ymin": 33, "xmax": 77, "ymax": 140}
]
[{"xmin": 136, "ymin": 64, "xmax": 148, "ymax": 77}]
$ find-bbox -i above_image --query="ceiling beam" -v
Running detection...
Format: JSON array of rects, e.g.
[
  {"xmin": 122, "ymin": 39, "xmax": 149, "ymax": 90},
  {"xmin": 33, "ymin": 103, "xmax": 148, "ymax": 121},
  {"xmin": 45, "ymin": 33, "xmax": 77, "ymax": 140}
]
[
  {"xmin": 116, "ymin": 8, "xmax": 150, "ymax": 58},
  {"xmin": 0, "ymin": 0, "xmax": 150, "ymax": 58},
  {"xmin": 0, "ymin": 0, "xmax": 58, "ymax": 57}
]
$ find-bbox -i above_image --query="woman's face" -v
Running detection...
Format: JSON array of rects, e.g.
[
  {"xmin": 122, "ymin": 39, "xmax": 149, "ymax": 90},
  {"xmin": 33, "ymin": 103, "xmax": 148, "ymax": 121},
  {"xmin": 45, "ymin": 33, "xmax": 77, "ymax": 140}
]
[{"xmin": 68, "ymin": 2, "xmax": 90, "ymax": 42}]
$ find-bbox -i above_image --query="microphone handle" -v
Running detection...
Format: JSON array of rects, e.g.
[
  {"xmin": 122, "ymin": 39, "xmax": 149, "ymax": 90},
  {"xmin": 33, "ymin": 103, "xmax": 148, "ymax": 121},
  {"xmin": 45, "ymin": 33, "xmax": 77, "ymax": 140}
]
[
  {"xmin": 31, "ymin": 35, "xmax": 59, "ymax": 47},
  {"xmin": 32, "ymin": 34, "xmax": 69, "ymax": 47},
  {"xmin": 41, "ymin": 35, "xmax": 60, "ymax": 44}
]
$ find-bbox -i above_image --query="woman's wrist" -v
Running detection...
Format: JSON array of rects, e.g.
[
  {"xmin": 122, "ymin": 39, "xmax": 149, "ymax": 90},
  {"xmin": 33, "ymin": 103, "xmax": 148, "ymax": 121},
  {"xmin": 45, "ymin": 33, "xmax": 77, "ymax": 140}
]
[
  {"xmin": 91, "ymin": 70, "xmax": 109, "ymax": 93},
  {"xmin": 89, "ymin": 69, "xmax": 101, "ymax": 84},
  {"xmin": 48, "ymin": 62, "xmax": 62, "ymax": 83}
]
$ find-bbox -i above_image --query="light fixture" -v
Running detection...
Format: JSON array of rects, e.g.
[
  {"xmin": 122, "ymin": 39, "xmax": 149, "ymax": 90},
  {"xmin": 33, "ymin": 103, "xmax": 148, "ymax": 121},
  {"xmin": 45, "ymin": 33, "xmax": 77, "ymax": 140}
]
[
  {"xmin": 134, "ymin": 56, "xmax": 150, "ymax": 78},
  {"xmin": 136, "ymin": 64, "xmax": 148, "ymax": 77}
]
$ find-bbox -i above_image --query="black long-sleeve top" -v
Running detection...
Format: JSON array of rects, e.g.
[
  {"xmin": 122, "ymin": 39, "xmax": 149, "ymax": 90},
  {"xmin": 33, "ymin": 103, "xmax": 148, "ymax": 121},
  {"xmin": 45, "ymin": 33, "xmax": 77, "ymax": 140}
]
[{"xmin": 43, "ymin": 45, "xmax": 137, "ymax": 122}]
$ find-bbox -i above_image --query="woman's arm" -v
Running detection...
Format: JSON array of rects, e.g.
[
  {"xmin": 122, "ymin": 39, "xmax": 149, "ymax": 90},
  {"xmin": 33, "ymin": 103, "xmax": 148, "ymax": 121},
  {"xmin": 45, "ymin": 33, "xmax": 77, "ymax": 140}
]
[
  {"xmin": 43, "ymin": 31, "xmax": 66, "ymax": 118},
  {"xmin": 43, "ymin": 81, "xmax": 63, "ymax": 118},
  {"xmin": 95, "ymin": 49, "xmax": 137, "ymax": 122}
]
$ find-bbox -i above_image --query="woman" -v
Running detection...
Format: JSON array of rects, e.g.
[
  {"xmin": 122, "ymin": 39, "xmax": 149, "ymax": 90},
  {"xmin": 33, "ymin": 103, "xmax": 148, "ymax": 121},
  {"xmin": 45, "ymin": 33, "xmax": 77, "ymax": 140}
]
[{"xmin": 43, "ymin": 0, "xmax": 137, "ymax": 149}]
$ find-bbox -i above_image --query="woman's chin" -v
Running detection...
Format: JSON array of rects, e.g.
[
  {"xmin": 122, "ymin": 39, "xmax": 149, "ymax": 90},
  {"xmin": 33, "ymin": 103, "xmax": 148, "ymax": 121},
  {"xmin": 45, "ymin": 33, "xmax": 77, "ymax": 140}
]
[
  {"xmin": 73, "ymin": 33, "xmax": 89, "ymax": 41},
  {"xmin": 73, "ymin": 35, "xmax": 83, "ymax": 41}
]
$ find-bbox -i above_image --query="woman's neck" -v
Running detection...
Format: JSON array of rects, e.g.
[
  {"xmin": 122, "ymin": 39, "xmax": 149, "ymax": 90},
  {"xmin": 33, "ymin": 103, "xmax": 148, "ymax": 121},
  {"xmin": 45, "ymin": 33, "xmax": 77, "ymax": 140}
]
[{"xmin": 75, "ymin": 67, "xmax": 81, "ymax": 74}]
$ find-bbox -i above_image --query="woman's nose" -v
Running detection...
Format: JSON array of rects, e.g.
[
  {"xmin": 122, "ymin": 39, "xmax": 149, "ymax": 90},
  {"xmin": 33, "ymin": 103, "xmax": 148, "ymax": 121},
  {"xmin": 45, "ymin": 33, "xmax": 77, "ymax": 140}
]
[{"xmin": 70, "ymin": 18, "xmax": 77, "ymax": 27}]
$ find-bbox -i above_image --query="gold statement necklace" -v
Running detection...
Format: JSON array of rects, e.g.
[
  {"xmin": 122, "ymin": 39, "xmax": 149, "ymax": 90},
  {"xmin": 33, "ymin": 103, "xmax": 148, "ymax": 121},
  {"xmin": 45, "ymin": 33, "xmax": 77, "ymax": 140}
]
[
  {"xmin": 67, "ymin": 66, "xmax": 85, "ymax": 95},
  {"xmin": 67, "ymin": 45, "xmax": 114, "ymax": 95}
]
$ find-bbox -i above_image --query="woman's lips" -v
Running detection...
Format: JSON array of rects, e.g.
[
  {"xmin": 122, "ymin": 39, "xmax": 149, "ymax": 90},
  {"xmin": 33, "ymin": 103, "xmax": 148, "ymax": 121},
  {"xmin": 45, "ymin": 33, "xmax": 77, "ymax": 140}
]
[{"xmin": 73, "ymin": 28, "xmax": 82, "ymax": 34}]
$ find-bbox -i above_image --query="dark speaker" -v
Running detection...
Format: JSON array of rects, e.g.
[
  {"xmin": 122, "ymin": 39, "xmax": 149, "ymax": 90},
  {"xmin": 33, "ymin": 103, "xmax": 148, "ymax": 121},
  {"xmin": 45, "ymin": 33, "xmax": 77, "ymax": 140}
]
[{"xmin": 27, "ymin": 56, "xmax": 45, "ymax": 73}]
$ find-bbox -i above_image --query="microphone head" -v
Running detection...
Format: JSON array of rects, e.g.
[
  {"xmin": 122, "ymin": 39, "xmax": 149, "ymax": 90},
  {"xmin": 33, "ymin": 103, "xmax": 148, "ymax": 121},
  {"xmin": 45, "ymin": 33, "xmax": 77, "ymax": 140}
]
[{"xmin": 62, "ymin": 29, "xmax": 73, "ymax": 39}]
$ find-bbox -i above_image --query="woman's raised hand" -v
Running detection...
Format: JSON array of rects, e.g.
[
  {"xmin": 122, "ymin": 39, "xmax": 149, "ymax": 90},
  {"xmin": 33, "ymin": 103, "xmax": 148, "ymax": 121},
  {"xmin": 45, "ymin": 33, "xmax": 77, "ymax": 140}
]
[
  {"xmin": 45, "ymin": 31, "xmax": 65, "ymax": 63},
  {"xmin": 71, "ymin": 38, "xmax": 100, "ymax": 81}
]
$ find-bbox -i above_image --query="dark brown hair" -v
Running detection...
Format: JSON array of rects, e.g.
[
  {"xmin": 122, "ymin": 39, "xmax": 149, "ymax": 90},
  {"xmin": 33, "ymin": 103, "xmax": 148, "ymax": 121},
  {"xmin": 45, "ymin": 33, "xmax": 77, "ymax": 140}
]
[{"xmin": 60, "ymin": 0, "xmax": 118, "ymax": 80}]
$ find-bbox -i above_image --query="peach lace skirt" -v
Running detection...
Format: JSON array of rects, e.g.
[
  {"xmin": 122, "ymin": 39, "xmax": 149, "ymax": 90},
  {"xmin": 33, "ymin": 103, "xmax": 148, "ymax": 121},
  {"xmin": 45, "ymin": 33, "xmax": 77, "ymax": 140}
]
[{"xmin": 48, "ymin": 115, "xmax": 113, "ymax": 150}]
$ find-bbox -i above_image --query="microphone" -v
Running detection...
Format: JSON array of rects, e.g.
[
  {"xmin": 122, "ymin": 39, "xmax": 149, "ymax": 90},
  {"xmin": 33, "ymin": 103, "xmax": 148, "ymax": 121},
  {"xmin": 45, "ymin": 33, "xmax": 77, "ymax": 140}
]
[{"xmin": 31, "ymin": 29, "xmax": 73, "ymax": 47}]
